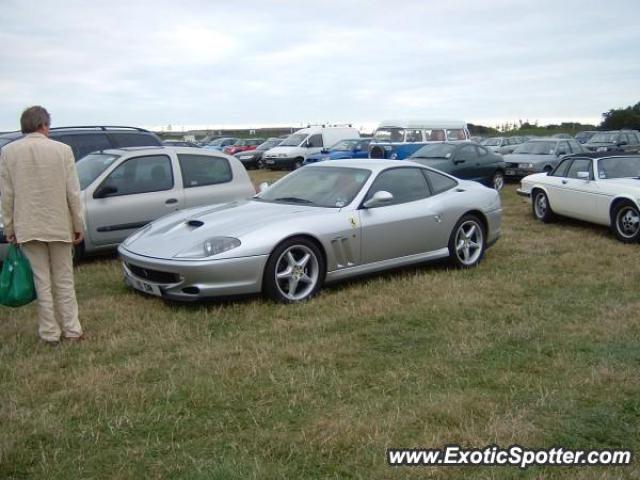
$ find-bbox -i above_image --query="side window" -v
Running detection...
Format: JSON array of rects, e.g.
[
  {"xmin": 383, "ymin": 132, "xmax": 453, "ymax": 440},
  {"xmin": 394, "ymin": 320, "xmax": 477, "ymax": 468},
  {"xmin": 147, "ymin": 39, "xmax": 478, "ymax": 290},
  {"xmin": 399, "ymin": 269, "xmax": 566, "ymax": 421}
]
[
  {"xmin": 446, "ymin": 129, "xmax": 466, "ymax": 141},
  {"xmin": 178, "ymin": 154, "xmax": 232, "ymax": 188},
  {"xmin": 550, "ymin": 159, "xmax": 573, "ymax": 177},
  {"xmin": 455, "ymin": 146, "xmax": 476, "ymax": 162},
  {"xmin": 405, "ymin": 129, "xmax": 422, "ymax": 142},
  {"xmin": 424, "ymin": 170, "xmax": 458, "ymax": 195},
  {"xmin": 307, "ymin": 134, "xmax": 323, "ymax": 148},
  {"xmin": 427, "ymin": 129, "xmax": 446, "ymax": 141},
  {"xmin": 111, "ymin": 133, "xmax": 161, "ymax": 148},
  {"xmin": 557, "ymin": 141, "xmax": 570, "ymax": 155},
  {"xmin": 475, "ymin": 145, "xmax": 489, "ymax": 157},
  {"xmin": 102, "ymin": 155, "xmax": 173, "ymax": 196},
  {"xmin": 568, "ymin": 140, "xmax": 581, "ymax": 153},
  {"xmin": 364, "ymin": 168, "xmax": 431, "ymax": 206},
  {"xmin": 56, "ymin": 134, "xmax": 112, "ymax": 160},
  {"xmin": 566, "ymin": 159, "xmax": 592, "ymax": 179}
]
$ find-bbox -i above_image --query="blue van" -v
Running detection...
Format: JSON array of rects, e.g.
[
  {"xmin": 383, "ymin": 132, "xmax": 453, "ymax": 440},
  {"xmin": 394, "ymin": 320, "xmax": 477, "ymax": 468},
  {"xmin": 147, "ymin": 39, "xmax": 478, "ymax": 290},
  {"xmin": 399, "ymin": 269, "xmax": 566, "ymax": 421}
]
[{"xmin": 368, "ymin": 120, "xmax": 470, "ymax": 159}]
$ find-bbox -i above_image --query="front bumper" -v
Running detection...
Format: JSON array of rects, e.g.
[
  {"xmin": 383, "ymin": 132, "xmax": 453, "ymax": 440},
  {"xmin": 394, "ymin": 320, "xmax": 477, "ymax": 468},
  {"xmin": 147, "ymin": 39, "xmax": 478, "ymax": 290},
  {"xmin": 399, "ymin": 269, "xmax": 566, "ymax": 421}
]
[
  {"xmin": 516, "ymin": 189, "xmax": 531, "ymax": 198},
  {"xmin": 118, "ymin": 246, "xmax": 269, "ymax": 301},
  {"xmin": 505, "ymin": 166, "xmax": 538, "ymax": 178}
]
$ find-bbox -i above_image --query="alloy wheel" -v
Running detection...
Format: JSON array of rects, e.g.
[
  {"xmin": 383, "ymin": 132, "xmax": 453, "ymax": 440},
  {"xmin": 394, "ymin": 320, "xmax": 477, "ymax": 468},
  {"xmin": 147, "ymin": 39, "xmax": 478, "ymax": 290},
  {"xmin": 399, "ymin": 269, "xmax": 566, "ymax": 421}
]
[
  {"xmin": 616, "ymin": 206, "xmax": 640, "ymax": 239},
  {"xmin": 274, "ymin": 245, "xmax": 320, "ymax": 301},
  {"xmin": 454, "ymin": 220, "xmax": 484, "ymax": 266}
]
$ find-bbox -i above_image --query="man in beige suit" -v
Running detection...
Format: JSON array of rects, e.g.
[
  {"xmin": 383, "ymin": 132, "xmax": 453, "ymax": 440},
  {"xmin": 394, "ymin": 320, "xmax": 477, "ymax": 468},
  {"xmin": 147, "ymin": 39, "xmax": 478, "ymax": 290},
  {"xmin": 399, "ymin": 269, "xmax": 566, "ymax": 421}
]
[{"xmin": 0, "ymin": 106, "xmax": 85, "ymax": 346}]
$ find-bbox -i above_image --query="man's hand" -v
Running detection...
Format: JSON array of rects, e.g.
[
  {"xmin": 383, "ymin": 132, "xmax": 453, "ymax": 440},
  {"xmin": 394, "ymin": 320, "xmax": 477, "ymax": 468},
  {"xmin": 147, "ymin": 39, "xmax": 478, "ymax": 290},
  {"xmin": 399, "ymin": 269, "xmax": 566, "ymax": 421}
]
[
  {"xmin": 73, "ymin": 232, "xmax": 84, "ymax": 245},
  {"xmin": 6, "ymin": 234, "xmax": 16, "ymax": 244}
]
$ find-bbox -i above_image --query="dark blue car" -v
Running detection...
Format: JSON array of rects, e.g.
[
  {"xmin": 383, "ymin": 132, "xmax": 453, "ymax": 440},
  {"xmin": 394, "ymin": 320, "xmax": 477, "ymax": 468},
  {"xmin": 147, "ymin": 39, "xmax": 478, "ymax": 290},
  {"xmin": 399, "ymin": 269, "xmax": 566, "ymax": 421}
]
[{"xmin": 303, "ymin": 138, "xmax": 371, "ymax": 165}]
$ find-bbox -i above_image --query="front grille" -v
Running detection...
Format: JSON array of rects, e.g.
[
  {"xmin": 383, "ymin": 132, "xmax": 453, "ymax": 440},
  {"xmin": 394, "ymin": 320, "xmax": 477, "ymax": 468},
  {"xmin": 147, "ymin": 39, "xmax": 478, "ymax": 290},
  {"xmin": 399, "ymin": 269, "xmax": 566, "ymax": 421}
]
[
  {"xmin": 126, "ymin": 263, "xmax": 180, "ymax": 284},
  {"xmin": 507, "ymin": 162, "xmax": 518, "ymax": 168}
]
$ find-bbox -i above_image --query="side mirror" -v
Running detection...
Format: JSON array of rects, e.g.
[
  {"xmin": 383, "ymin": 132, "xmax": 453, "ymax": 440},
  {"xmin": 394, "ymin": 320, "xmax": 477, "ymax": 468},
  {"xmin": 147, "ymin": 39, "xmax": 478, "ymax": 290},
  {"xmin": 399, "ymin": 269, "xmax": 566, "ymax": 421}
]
[
  {"xmin": 258, "ymin": 182, "xmax": 270, "ymax": 193},
  {"xmin": 576, "ymin": 171, "xmax": 590, "ymax": 180},
  {"xmin": 94, "ymin": 184, "xmax": 117, "ymax": 198},
  {"xmin": 453, "ymin": 158, "xmax": 466, "ymax": 164},
  {"xmin": 556, "ymin": 150, "xmax": 566, "ymax": 156},
  {"xmin": 363, "ymin": 190, "xmax": 394, "ymax": 208}
]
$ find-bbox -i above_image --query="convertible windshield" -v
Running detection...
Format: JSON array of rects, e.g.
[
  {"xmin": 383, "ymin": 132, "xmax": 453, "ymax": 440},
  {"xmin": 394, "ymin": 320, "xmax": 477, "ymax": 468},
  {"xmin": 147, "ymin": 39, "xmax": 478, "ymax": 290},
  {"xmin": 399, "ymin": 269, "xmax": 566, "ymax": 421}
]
[
  {"xmin": 513, "ymin": 141, "xmax": 557, "ymax": 155},
  {"xmin": 410, "ymin": 143, "xmax": 457, "ymax": 159},
  {"xmin": 597, "ymin": 156, "xmax": 640, "ymax": 179},
  {"xmin": 76, "ymin": 153, "xmax": 120, "ymax": 189},
  {"xmin": 279, "ymin": 133, "xmax": 308, "ymax": 147},
  {"xmin": 373, "ymin": 128, "xmax": 405, "ymax": 143},
  {"xmin": 330, "ymin": 139, "xmax": 359, "ymax": 151},
  {"xmin": 589, "ymin": 133, "xmax": 619, "ymax": 143},
  {"xmin": 258, "ymin": 166, "xmax": 371, "ymax": 208},
  {"xmin": 481, "ymin": 137, "xmax": 501, "ymax": 147}
]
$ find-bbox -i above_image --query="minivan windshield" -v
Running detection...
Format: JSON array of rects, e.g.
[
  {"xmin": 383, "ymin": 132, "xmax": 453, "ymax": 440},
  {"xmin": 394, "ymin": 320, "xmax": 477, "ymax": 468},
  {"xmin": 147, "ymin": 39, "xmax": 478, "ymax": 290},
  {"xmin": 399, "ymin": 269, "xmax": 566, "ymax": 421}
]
[
  {"xmin": 76, "ymin": 153, "xmax": 120, "ymax": 189},
  {"xmin": 279, "ymin": 133, "xmax": 308, "ymax": 147}
]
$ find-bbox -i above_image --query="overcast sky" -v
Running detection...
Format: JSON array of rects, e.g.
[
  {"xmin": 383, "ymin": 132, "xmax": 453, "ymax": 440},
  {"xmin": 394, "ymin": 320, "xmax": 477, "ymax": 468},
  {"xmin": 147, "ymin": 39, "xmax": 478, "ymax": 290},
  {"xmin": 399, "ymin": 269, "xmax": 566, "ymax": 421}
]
[{"xmin": 1, "ymin": 0, "xmax": 639, "ymax": 132}]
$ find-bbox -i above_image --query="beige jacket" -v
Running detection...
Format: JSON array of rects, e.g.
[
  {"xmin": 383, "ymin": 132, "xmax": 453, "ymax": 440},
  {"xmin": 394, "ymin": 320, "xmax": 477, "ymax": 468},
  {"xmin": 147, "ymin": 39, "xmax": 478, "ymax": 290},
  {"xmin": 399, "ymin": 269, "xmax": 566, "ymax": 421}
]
[{"xmin": 0, "ymin": 133, "xmax": 85, "ymax": 243}]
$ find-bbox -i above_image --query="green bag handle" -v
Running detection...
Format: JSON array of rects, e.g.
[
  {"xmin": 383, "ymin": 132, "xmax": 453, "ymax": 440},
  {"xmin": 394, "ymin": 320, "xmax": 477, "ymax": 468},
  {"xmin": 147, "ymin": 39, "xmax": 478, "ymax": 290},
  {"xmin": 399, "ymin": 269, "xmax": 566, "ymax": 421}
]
[{"xmin": 0, "ymin": 244, "xmax": 37, "ymax": 307}]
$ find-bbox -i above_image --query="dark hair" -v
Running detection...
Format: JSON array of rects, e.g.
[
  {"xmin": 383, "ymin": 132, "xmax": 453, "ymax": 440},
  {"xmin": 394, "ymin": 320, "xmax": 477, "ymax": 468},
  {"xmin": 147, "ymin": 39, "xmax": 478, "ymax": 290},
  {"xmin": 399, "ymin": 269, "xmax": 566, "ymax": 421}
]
[{"xmin": 20, "ymin": 106, "xmax": 51, "ymax": 134}]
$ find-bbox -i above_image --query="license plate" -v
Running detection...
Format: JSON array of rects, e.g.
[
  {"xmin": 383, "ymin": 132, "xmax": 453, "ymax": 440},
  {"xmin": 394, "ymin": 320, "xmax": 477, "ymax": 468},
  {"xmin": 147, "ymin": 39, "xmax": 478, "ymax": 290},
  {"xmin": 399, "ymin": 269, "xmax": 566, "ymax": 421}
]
[
  {"xmin": 265, "ymin": 159, "xmax": 275, "ymax": 165},
  {"xmin": 506, "ymin": 169, "xmax": 515, "ymax": 176},
  {"xmin": 128, "ymin": 275, "xmax": 162, "ymax": 297}
]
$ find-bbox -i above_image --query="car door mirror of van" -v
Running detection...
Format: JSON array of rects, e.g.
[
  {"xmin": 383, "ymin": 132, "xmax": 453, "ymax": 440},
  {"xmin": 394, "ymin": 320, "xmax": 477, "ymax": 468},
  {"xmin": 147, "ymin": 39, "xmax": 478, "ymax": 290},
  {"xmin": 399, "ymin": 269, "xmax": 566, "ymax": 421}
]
[
  {"xmin": 363, "ymin": 190, "xmax": 394, "ymax": 208},
  {"xmin": 94, "ymin": 184, "xmax": 118, "ymax": 198}
]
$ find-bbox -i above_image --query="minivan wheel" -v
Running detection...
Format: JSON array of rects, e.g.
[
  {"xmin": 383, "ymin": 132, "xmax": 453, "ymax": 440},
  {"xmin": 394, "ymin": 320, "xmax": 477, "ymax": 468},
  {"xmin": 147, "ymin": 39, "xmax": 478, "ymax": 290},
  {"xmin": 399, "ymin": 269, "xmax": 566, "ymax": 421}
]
[
  {"xmin": 612, "ymin": 201, "xmax": 640, "ymax": 243},
  {"xmin": 448, "ymin": 214, "xmax": 485, "ymax": 268},
  {"xmin": 263, "ymin": 237, "xmax": 325, "ymax": 303}
]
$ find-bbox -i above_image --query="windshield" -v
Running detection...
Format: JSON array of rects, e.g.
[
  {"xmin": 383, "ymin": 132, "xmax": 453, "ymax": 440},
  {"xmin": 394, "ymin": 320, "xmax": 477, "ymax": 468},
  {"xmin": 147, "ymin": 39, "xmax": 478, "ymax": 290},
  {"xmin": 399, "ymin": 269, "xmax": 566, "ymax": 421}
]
[
  {"xmin": 76, "ymin": 153, "xmax": 120, "ymax": 189},
  {"xmin": 373, "ymin": 128, "xmax": 405, "ymax": 142},
  {"xmin": 258, "ymin": 166, "xmax": 371, "ymax": 208},
  {"xmin": 257, "ymin": 139, "xmax": 281, "ymax": 150},
  {"xmin": 597, "ymin": 156, "xmax": 640, "ymax": 179},
  {"xmin": 410, "ymin": 143, "xmax": 457, "ymax": 159},
  {"xmin": 481, "ymin": 137, "xmax": 501, "ymax": 147},
  {"xmin": 589, "ymin": 133, "xmax": 619, "ymax": 143},
  {"xmin": 279, "ymin": 133, "xmax": 308, "ymax": 147},
  {"xmin": 513, "ymin": 141, "xmax": 557, "ymax": 155},
  {"xmin": 330, "ymin": 140, "xmax": 359, "ymax": 151}
]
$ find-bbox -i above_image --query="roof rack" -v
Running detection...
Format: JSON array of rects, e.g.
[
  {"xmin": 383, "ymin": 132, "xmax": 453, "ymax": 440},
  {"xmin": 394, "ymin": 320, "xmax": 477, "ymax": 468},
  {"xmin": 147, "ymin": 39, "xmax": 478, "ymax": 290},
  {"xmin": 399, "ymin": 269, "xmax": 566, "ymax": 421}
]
[{"xmin": 49, "ymin": 126, "xmax": 152, "ymax": 132}]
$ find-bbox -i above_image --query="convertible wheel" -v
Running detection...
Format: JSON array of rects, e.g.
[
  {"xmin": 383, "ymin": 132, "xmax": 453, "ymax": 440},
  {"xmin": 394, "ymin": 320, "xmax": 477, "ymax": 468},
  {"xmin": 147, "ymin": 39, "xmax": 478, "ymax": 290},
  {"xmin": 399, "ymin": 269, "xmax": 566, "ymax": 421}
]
[
  {"xmin": 612, "ymin": 202, "xmax": 640, "ymax": 243},
  {"xmin": 264, "ymin": 237, "xmax": 325, "ymax": 303},
  {"xmin": 491, "ymin": 171, "xmax": 505, "ymax": 191},
  {"xmin": 448, "ymin": 215, "xmax": 485, "ymax": 268},
  {"xmin": 532, "ymin": 190, "xmax": 555, "ymax": 223}
]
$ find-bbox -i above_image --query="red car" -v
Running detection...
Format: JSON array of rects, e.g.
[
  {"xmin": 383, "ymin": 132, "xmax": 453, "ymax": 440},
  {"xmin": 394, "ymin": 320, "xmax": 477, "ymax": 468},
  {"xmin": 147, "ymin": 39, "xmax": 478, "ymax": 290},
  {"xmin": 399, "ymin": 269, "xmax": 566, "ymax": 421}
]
[{"xmin": 223, "ymin": 138, "xmax": 265, "ymax": 155}]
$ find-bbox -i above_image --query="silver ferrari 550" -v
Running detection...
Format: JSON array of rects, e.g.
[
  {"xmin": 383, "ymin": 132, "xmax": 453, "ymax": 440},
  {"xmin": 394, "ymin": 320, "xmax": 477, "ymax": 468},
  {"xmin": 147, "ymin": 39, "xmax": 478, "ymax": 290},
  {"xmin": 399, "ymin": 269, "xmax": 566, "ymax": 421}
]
[{"xmin": 118, "ymin": 159, "xmax": 502, "ymax": 303}]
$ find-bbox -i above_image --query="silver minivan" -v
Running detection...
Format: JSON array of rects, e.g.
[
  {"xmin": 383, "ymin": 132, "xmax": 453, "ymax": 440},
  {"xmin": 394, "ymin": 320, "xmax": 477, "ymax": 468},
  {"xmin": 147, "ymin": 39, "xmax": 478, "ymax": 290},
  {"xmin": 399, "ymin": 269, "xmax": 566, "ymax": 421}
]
[{"xmin": 0, "ymin": 146, "xmax": 256, "ymax": 260}]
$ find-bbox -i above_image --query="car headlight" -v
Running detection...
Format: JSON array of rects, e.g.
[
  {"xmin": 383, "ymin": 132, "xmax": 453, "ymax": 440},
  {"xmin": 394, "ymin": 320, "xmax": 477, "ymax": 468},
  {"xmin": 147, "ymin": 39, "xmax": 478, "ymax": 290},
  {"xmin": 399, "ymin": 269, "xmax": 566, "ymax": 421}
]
[
  {"xmin": 174, "ymin": 237, "xmax": 241, "ymax": 259},
  {"xmin": 519, "ymin": 163, "xmax": 534, "ymax": 169},
  {"xmin": 123, "ymin": 224, "xmax": 152, "ymax": 246}
]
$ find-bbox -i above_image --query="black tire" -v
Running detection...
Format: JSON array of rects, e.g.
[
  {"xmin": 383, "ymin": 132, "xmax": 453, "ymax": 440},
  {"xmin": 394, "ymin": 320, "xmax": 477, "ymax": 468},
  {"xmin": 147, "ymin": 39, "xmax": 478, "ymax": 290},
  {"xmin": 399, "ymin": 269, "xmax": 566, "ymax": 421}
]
[
  {"xmin": 448, "ymin": 214, "xmax": 486, "ymax": 268},
  {"xmin": 611, "ymin": 201, "xmax": 640, "ymax": 243},
  {"xmin": 263, "ymin": 237, "xmax": 325, "ymax": 303},
  {"xmin": 491, "ymin": 170, "xmax": 505, "ymax": 191},
  {"xmin": 293, "ymin": 158, "xmax": 304, "ymax": 170},
  {"xmin": 531, "ymin": 189, "xmax": 555, "ymax": 223}
]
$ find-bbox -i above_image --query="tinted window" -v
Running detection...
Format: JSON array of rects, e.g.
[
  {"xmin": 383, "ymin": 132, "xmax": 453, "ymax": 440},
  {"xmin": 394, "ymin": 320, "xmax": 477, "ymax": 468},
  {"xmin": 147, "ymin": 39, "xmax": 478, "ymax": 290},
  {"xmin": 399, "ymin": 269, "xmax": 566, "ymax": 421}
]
[
  {"xmin": 178, "ymin": 154, "xmax": 232, "ymax": 188},
  {"xmin": 405, "ymin": 129, "xmax": 422, "ymax": 142},
  {"xmin": 550, "ymin": 158, "xmax": 572, "ymax": 177},
  {"xmin": 455, "ymin": 146, "xmax": 476, "ymax": 162},
  {"xmin": 111, "ymin": 132, "xmax": 161, "ymax": 148},
  {"xmin": 56, "ymin": 133, "xmax": 112, "ymax": 160},
  {"xmin": 102, "ymin": 155, "xmax": 173, "ymax": 196},
  {"xmin": 365, "ymin": 168, "xmax": 430, "ymax": 206},
  {"xmin": 307, "ymin": 134, "xmax": 323, "ymax": 148},
  {"xmin": 424, "ymin": 170, "xmax": 458, "ymax": 194},
  {"xmin": 566, "ymin": 159, "xmax": 592, "ymax": 179}
]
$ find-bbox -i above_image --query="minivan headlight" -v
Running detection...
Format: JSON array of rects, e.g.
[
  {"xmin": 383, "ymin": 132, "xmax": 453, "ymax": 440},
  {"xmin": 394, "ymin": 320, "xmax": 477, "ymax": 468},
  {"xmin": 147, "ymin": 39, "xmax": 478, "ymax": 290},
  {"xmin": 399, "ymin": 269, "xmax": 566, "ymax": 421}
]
[{"xmin": 174, "ymin": 237, "xmax": 241, "ymax": 259}]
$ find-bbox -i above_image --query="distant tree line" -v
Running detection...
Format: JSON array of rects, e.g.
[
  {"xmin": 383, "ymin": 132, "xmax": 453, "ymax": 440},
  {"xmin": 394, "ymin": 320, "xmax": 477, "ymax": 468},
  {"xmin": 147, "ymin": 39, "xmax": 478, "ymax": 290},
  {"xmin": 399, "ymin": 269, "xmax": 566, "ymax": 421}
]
[{"xmin": 601, "ymin": 101, "xmax": 640, "ymax": 130}]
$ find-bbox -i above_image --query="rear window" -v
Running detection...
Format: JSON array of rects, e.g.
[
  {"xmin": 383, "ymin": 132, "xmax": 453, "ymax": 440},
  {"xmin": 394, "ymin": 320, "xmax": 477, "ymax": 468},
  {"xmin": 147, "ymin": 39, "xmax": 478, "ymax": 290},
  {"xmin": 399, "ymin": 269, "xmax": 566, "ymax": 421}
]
[
  {"xmin": 110, "ymin": 132, "xmax": 161, "ymax": 148},
  {"xmin": 55, "ymin": 133, "xmax": 113, "ymax": 160}
]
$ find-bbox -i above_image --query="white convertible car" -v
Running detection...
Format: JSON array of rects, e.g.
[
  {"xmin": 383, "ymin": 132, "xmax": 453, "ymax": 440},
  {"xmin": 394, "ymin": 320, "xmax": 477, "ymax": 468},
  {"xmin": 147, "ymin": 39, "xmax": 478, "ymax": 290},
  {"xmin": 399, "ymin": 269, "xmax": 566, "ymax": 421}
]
[{"xmin": 517, "ymin": 153, "xmax": 640, "ymax": 243}]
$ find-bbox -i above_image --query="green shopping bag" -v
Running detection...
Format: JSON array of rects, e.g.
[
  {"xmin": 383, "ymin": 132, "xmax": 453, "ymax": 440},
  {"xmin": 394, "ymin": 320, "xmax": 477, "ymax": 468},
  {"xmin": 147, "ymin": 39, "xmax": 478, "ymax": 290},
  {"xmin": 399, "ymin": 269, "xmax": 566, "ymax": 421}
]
[{"xmin": 0, "ymin": 244, "xmax": 37, "ymax": 307}]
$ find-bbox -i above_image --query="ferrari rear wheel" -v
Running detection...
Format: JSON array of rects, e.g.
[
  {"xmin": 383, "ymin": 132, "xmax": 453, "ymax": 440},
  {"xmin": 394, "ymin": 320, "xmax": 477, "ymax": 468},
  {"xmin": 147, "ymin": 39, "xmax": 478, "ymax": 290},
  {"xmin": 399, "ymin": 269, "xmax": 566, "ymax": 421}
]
[
  {"xmin": 264, "ymin": 237, "xmax": 325, "ymax": 303},
  {"xmin": 448, "ymin": 214, "xmax": 485, "ymax": 268},
  {"xmin": 612, "ymin": 201, "xmax": 640, "ymax": 243}
]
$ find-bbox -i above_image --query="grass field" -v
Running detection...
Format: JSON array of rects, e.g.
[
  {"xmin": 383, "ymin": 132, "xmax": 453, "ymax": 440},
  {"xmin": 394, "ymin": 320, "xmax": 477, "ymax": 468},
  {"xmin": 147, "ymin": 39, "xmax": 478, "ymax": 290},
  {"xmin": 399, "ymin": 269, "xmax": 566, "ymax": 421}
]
[{"xmin": 1, "ymin": 172, "xmax": 639, "ymax": 479}]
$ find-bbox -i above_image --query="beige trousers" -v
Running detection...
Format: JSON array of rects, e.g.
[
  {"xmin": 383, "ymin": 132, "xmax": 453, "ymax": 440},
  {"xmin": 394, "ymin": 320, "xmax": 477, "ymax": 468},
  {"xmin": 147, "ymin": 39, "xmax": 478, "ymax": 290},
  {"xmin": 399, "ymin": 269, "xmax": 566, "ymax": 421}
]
[{"xmin": 20, "ymin": 241, "xmax": 82, "ymax": 342}]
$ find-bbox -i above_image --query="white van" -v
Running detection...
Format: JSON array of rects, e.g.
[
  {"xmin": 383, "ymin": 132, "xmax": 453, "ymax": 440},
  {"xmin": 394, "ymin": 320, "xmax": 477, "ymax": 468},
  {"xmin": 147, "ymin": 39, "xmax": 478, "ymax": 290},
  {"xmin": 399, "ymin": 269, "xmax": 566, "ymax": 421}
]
[{"xmin": 263, "ymin": 125, "xmax": 360, "ymax": 169}]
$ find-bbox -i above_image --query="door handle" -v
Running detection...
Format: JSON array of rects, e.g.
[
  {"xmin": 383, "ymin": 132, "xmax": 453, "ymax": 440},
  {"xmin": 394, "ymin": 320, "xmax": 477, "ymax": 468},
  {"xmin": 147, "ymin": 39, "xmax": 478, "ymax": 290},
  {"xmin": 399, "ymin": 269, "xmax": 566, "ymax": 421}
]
[
  {"xmin": 165, "ymin": 198, "xmax": 178, "ymax": 205},
  {"xmin": 561, "ymin": 180, "xmax": 568, "ymax": 184}
]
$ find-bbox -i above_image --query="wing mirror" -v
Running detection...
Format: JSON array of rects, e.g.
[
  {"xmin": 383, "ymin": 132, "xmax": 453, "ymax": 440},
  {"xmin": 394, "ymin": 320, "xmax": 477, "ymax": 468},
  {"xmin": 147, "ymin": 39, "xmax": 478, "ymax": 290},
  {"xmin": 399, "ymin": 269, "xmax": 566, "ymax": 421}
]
[
  {"xmin": 94, "ymin": 184, "xmax": 118, "ymax": 199},
  {"xmin": 258, "ymin": 182, "xmax": 270, "ymax": 193},
  {"xmin": 576, "ymin": 171, "xmax": 590, "ymax": 180},
  {"xmin": 556, "ymin": 150, "xmax": 567, "ymax": 156},
  {"xmin": 453, "ymin": 158, "xmax": 466, "ymax": 164},
  {"xmin": 363, "ymin": 190, "xmax": 394, "ymax": 208}
]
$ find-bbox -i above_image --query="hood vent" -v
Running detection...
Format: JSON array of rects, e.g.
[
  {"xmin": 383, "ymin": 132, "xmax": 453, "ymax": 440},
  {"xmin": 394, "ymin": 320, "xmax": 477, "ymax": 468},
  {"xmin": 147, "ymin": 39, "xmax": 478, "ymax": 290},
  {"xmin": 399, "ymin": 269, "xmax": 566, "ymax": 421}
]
[{"xmin": 186, "ymin": 220, "xmax": 204, "ymax": 228}]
